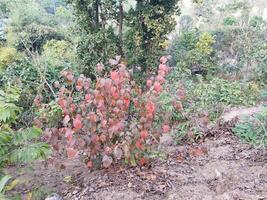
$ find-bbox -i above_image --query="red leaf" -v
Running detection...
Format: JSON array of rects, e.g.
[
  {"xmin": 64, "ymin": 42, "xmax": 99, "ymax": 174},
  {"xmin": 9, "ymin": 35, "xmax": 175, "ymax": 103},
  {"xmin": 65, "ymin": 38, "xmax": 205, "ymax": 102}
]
[
  {"xmin": 138, "ymin": 157, "xmax": 147, "ymax": 166},
  {"xmin": 173, "ymin": 101, "xmax": 183, "ymax": 111},
  {"xmin": 70, "ymin": 103, "xmax": 76, "ymax": 112},
  {"xmin": 140, "ymin": 130, "xmax": 149, "ymax": 139},
  {"xmin": 100, "ymin": 134, "xmax": 107, "ymax": 142},
  {"xmin": 85, "ymin": 94, "xmax": 91, "ymax": 103},
  {"xmin": 83, "ymin": 78, "xmax": 91, "ymax": 90},
  {"xmin": 111, "ymin": 71, "xmax": 120, "ymax": 83},
  {"xmin": 63, "ymin": 115, "xmax": 70, "ymax": 126},
  {"xmin": 58, "ymin": 99, "xmax": 67, "ymax": 109},
  {"xmin": 123, "ymin": 97, "xmax": 130, "ymax": 108},
  {"xmin": 146, "ymin": 79, "xmax": 153, "ymax": 88},
  {"xmin": 76, "ymin": 85, "xmax": 83, "ymax": 91},
  {"xmin": 91, "ymin": 135, "xmax": 99, "ymax": 144},
  {"xmin": 162, "ymin": 124, "xmax": 170, "ymax": 133},
  {"xmin": 156, "ymin": 75, "xmax": 165, "ymax": 84},
  {"xmin": 65, "ymin": 128, "xmax": 73, "ymax": 142},
  {"xmin": 189, "ymin": 147, "xmax": 206, "ymax": 157},
  {"xmin": 146, "ymin": 100, "xmax": 155, "ymax": 114},
  {"xmin": 154, "ymin": 82, "xmax": 163, "ymax": 93},
  {"xmin": 67, "ymin": 148, "xmax": 77, "ymax": 158},
  {"xmin": 87, "ymin": 160, "xmax": 93, "ymax": 169},
  {"xmin": 73, "ymin": 114, "xmax": 83, "ymax": 131},
  {"xmin": 160, "ymin": 56, "xmax": 168, "ymax": 64},
  {"xmin": 87, "ymin": 112, "xmax": 98, "ymax": 123},
  {"xmin": 135, "ymin": 139, "xmax": 144, "ymax": 150}
]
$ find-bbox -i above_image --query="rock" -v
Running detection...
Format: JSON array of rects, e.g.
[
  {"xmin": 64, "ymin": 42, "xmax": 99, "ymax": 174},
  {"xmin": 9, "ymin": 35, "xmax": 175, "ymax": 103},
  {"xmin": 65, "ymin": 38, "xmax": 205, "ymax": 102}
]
[
  {"xmin": 45, "ymin": 193, "xmax": 63, "ymax": 200},
  {"xmin": 72, "ymin": 190, "xmax": 79, "ymax": 195}
]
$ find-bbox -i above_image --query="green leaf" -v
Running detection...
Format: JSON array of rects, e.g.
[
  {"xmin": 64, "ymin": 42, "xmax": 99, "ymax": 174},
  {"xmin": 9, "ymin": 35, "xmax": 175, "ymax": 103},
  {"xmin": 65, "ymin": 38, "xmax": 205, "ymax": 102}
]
[
  {"xmin": 12, "ymin": 127, "xmax": 42, "ymax": 145},
  {"xmin": 0, "ymin": 175, "xmax": 11, "ymax": 193},
  {"xmin": 9, "ymin": 143, "xmax": 51, "ymax": 164}
]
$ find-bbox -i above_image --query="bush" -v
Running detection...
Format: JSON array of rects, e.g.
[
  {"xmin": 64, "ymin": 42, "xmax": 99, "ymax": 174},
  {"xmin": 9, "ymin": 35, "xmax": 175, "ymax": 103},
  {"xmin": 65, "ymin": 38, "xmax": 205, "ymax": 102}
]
[
  {"xmin": 169, "ymin": 31, "xmax": 216, "ymax": 75},
  {"xmin": 233, "ymin": 108, "xmax": 267, "ymax": 147},
  {"xmin": 0, "ymin": 126, "xmax": 51, "ymax": 166},
  {"xmin": 42, "ymin": 39, "xmax": 76, "ymax": 68},
  {"xmin": 0, "ymin": 87, "xmax": 21, "ymax": 124},
  {"xmin": 186, "ymin": 77, "xmax": 260, "ymax": 120},
  {"xmin": 39, "ymin": 57, "xmax": 184, "ymax": 168},
  {"xmin": 223, "ymin": 16, "xmax": 237, "ymax": 26},
  {"xmin": 0, "ymin": 47, "xmax": 19, "ymax": 70}
]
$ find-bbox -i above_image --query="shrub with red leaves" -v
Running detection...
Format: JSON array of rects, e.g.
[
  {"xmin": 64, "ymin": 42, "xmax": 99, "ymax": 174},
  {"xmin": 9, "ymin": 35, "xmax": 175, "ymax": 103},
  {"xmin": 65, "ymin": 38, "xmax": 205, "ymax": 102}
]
[{"xmin": 39, "ymin": 56, "xmax": 185, "ymax": 169}]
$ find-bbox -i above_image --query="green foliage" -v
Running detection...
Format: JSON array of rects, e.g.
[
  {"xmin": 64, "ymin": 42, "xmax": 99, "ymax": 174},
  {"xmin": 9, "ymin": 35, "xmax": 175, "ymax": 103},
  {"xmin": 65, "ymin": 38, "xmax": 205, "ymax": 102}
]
[
  {"xmin": 125, "ymin": 0, "xmax": 179, "ymax": 72},
  {"xmin": 249, "ymin": 16, "xmax": 266, "ymax": 30},
  {"xmin": 195, "ymin": 32, "xmax": 215, "ymax": 56},
  {"xmin": 67, "ymin": 0, "xmax": 119, "ymax": 77},
  {"xmin": 42, "ymin": 39, "xmax": 76, "ymax": 68},
  {"xmin": 223, "ymin": 16, "xmax": 237, "ymax": 26},
  {"xmin": 213, "ymin": 16, "xmax": 267, "ymax": 82},
  {"xmin": 6, "ymin": 0, "xmax": 64, "ymax": 52},
  {"xmin": 0, "ymin": 175, "xmax": 11, "ymax": 193},
  {"xmin": 0, "ymin": 127, "xmax": 51, "ymax": 166},
  {"xmin": 30, "ymin": 186, "xmax": 53, "ymax": 200},
  {"xmin": 186, "ymin": 78, "xmax": 260, "ymax": 120},
  {"xmin": 0, "ymin": 87, "xmax": 21, "ymax": 124},
  {"xmin": 179, "ymin": 15, "xmax": 194, "ymax": 32},
  {"xmin": 0, "ymin": 47, "xmax": 19, "ymax": 70},
  {"xmin": 35, "ymin": 100, "xmax": 62, "ymax": 128},
  {"xmin": 233, "ymin": 108, "xmax": 267, "ymax": 147},
  {"xmin": 69, "ymin": 0, "xmax": 180, "ymax": 77},
  {"xmin": 169, "ymin": 31, "xmax": 216, "ymax": 75},
  {"xmin": 189, "ymin": 78, "xmax": 259, "ymax": 106}
]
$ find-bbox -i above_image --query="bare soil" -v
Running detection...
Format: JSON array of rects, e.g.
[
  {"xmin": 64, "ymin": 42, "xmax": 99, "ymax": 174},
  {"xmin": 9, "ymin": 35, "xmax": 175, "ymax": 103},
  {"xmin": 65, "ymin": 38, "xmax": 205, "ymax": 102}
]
[{"xmin": 5, "ymin": 107, "xmax": 267, "ymax": 200}]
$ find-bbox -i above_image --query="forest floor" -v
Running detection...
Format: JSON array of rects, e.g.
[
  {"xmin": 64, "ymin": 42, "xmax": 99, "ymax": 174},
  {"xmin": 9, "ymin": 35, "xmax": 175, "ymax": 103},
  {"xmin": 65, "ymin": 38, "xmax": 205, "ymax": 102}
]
[{"xmin": 6, "ymin": 106, "xmax": 267, "ymax": 200}]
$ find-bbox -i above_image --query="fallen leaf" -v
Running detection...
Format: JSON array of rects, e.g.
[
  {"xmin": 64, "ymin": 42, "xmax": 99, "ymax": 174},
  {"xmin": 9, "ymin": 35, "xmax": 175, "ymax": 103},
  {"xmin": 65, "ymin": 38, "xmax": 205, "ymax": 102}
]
[
  {"xmin": 5, "ymin": 179, "xmax": 19, "ymax": 191},
  {"xmin": 63, "ymin": 176, "xmax": 72, "ymax": 183},
  {"xmin": 189, "ymin": 147, "xmax": 207, "ymax": 157}
]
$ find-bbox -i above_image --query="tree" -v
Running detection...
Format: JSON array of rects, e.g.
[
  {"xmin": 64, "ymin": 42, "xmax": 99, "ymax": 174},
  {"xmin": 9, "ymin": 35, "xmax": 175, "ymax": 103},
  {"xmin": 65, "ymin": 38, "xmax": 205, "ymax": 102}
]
[
  {"xmin": 68, "ymin": 0, "xmax": 180, "ymax": 78},
  {"xmin": 67, "ymin": 0, "xmax": 119, "ymax": 77},
  {"xmin": 125, "ymin": 0, "xmax": 180, "ymax": 74}
]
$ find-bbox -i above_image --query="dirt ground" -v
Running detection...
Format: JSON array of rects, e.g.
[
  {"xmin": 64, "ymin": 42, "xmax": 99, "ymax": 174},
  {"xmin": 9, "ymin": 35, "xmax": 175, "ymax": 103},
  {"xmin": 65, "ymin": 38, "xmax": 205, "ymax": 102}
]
[{"xmin": 6, "ymin": 107, "xmax": 267, "ymax": 200}]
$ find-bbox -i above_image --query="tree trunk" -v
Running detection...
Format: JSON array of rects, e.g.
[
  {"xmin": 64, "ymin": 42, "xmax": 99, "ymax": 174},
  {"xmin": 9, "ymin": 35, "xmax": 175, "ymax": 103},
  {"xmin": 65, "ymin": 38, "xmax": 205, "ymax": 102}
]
[
  {"xmin": 118, "ymin": 0, "xmax": 124, "ymax": 56},
  {"xmin": 95, "ymin": 0, "xmax": 100, "ymax": 30},
  {"xmin": 136, "ymin": 0, "xmax": 147, "ymax": 72}
]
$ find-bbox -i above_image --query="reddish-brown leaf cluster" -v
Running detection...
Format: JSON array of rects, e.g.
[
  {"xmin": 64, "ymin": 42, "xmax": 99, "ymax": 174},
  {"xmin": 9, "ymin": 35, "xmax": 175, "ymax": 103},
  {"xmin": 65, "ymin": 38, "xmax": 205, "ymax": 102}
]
[{"xmin": 37, "ymin": 56, "xmax": 185, "ymax": 169}]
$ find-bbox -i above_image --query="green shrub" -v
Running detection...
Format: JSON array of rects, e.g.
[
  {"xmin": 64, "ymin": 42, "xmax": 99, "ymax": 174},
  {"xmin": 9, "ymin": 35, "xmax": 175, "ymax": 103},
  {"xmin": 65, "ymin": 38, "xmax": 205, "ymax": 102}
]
[
  {"xmin": 42, "ymin": 39, "xmax": 76, "ymax": 68},
  {"xmin": 0, "ymin": 127, "xmax": 51, "ymax": 166},
  {"xmin": 186, "ymin": 78, "xmax": 260, "ymax": 120},
  {"xmin": 249, "ymin": 16, "xmax": 266, "ymax": 29},
  {"xmin": 0, "ymin": 47, "xmax": 19, "ymax": 70},
  {"xmin": 233, "ymin": 108, "xmax": 267, "ymax": 147},
  {"xmin": 169, "ymin": 31, "xmax": 216, "ymax": 75},
  {"xmin": 223, "ymin": 16, "xmax": 237, "ymax": 26},
  {"xmin": 0, "ymin": 87, "xmax": 21, "ymax": 124}
]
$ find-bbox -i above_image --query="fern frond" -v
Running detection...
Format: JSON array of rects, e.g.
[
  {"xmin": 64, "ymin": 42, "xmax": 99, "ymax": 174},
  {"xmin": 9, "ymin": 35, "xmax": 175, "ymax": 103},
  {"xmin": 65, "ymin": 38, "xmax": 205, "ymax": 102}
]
[
  {"xmin": 0, "ymin": 131, "xmax": 12, "ymax": 159},
  {"xmin": 12, "ymin": 127, "xmax": 42, "ymax": 145},
  {"xmin": 9, "ymin": 143, "xmax": 51, "ymax": 164},
  {"xmin": 0, "ymin": 102, "xmax": 20, "ymax": 123}
]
